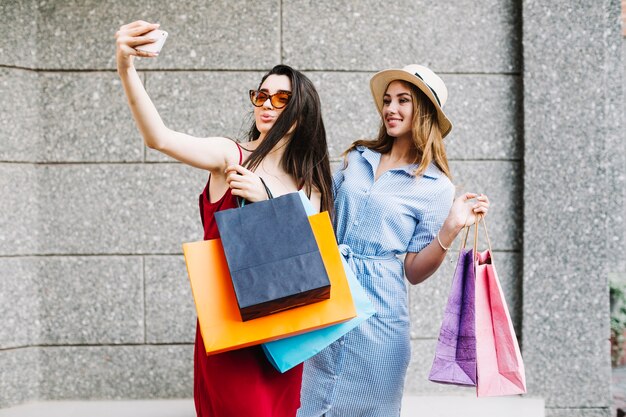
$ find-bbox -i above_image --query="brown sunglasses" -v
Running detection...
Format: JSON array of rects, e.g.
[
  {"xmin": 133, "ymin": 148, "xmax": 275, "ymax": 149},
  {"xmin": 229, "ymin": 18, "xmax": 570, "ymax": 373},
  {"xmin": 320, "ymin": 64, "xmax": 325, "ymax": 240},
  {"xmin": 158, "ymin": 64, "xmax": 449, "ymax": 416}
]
[{"xmin": 249, "ymin": 90, "xmax": 292, "ymax": 109}]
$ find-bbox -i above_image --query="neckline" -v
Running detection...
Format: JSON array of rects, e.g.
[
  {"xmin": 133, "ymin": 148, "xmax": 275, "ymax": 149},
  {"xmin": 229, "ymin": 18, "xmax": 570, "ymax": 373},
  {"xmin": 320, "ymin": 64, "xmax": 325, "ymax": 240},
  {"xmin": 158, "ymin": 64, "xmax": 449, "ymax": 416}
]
[{"xmin": 356, "ymin": 146, "xmax": 441, "ymax": 179}]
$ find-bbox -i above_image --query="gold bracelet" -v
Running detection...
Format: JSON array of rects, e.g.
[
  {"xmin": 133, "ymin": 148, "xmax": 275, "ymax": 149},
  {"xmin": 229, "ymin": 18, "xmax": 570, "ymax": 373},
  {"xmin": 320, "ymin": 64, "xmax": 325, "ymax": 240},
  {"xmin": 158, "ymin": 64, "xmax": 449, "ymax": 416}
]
[{"xmin": 436, "ymin": 231, "xmax": 449, "ymax": 251}]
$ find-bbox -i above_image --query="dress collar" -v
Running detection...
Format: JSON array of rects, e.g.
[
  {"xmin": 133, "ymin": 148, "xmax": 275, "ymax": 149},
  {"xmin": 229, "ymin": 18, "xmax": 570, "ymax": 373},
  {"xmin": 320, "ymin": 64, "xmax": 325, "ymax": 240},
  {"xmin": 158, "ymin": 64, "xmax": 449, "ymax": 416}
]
[{"xmin": 356, "ymin": 145, "xmax": 441, "ymax": 179}]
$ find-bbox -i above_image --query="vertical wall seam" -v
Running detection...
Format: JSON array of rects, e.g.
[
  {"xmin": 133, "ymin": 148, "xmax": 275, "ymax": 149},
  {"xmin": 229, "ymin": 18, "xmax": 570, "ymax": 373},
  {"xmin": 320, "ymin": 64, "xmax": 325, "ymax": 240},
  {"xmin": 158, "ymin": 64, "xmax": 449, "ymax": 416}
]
[
  {"xmin": 142, "ymin": 72, "xmax": 147, "ymax": 162},
  {"xmin": 279, "ymin": 0, "xmax": 284, "ymax": 63},
  {"xmin": 35, "ymin": 0, "xmax": 44, "ymax": 400},
  {"xmin": 142, "ymin": 255, "xmax": 147, "ymax": 344},
  {"xmin": 516, "ymin": 0, "xmax": 526, "ymax": 352}
]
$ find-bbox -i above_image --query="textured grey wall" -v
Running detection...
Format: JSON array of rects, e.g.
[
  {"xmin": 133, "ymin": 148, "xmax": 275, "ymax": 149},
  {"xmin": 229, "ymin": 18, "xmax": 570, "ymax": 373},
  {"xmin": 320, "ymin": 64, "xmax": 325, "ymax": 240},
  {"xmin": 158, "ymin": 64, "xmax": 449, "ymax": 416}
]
[
  {"xmin": 522, "ymin": 1, "xmax": 623, "ymax": 417},
  {"xmin": 0, "ymin": 0, "xmax": 622, "ymax": 415}
]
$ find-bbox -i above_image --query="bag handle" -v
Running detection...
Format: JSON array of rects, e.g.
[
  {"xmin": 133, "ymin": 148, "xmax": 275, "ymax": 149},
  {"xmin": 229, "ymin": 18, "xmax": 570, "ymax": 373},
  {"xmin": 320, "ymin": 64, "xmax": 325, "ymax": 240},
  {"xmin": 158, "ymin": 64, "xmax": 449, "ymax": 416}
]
[
  {"xmin": 470, "ymin": 216, "xmax": 494, "ymax": 265},
  {"xmin": 459, "ymin": 216, "xmax": 493, "ymax": 253},
  {"xmin": 459, "ymin": 224, "xmax": 471, "ymax": 250},
  {"xmin": 237, "ymin": 177, "xmax": 273, "ymax": 208},
  {"xmin": 472, "ymin": 216, "xmax": 493, "ymax": 253},
  {"xmin": 481, "ymin": 217, "xmax": 493, "ymax": 253},
  {"xmin": 473, "ymin": 217, "xmax": 480, "ymax": 253}
]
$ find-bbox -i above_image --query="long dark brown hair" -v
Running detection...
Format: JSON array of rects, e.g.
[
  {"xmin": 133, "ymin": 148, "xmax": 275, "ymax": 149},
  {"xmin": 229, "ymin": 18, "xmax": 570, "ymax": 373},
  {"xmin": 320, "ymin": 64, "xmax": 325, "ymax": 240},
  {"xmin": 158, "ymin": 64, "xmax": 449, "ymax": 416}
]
[
  {"xmin": 245, "ymin": 65, "xmax": 334, "ymax": 217},
  {"xmin": 345, "ymin": 80, "xmax": 451, "ymax": 179}
]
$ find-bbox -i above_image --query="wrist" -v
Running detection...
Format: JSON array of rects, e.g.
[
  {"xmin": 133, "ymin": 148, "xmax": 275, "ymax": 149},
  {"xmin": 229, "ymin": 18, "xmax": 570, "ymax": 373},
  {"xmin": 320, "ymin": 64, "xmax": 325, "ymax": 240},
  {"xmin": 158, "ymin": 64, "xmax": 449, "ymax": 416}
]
[
  {"xmin": 117, "ymin": 65, "xmax": 131, "ymax": 77},
  {"xmin": 436, "ymin": 231, "xmax": 449, "ymax": 251},
  {"xmin": 116, "ymin": 58, "xmax": 135, "ymax": 75},
  {"xmin": 442, "ymin": 217, "xmax": 464, "ymax": 236},
  {"xmin": 438, "ymin": 219, "xmax": 462, "ymax": 249}
]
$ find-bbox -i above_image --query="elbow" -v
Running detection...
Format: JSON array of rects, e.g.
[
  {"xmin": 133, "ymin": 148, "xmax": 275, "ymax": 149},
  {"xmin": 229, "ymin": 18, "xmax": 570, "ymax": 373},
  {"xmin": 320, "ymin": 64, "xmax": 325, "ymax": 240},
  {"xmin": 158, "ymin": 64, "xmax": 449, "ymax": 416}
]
[
  {"xmin": 407, "ymin": 273, "xmax": 431, "ymax": 286},
  {"xmin": 404, "ymin": 257, "xmax": 421, "ymax": 285},
  {"xmin": 145, "ymin": 139, "xmax": 161, "ymax": 150},
  {"xmin": 143, "ymin": 129, "xmax": 168, "ymax": 151},
  {"xmin": 405, "ymin": 267, "xmax": 434, "ymax": 286},
  {"xmin": 404, "ymin": 267, "xmax": 419, "ymax": 285},
  {"xmin": 406, "ymin": 273, "xmax": 422, "ymax": 286}
]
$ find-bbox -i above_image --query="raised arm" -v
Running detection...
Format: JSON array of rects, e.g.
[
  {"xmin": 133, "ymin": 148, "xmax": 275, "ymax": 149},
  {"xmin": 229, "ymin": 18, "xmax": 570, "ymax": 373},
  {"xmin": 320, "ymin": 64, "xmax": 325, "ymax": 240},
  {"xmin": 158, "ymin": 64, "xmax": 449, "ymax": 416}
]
[
  {"xmin": 404, "ymin": 193, "xmax": 490, "ymax": 285},
  {"xmin": 115, "ymin": 20, "xmax": 239, "ymax": 172}
]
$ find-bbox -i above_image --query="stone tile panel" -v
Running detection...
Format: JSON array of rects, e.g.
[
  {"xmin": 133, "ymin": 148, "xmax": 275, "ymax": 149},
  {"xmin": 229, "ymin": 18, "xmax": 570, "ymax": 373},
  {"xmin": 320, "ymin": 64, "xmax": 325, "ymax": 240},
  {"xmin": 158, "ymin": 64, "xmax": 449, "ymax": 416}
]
[
  {"xmin": 545, "ymin": 409, "xmax": 610, "ymax": 417},
  {"xmin": 283, "ymin": 0, "xmax": 521, "ymax": 73},
  {"xmin": 306, "ymin": 72, "xmax": 380, "ymax": 158},
  {"xmin": 444, "ymin": 75, "xmax": 522, "ymax": 161},
  {"xmin": 39, "ymin": 345, "xmax": 193, "ymax": 400},
  {"xmin": 0, "ymin": 0, "xmax": 38, "ymax": 68},
  {"xmin": 0, "ymin": 258, "xmax": 40, "ymax": 349},
  {"xmin": 450, "ymin": 161, "xmax": 522, "ymax": 251},
  {"xmin": 37, "ymin": 163, "xmax": 207, "ymax": 254},
  {"xmin": 0, "ymin": 348, "xmax": 40, "ymax": 409},
  {"xmin": 522, "ymin": 0, "xmax": 617, "ymax": 408},
  {"xmin": 0, "ymin": 69, "xmax": 41, "ymax": 162},
  {"xmin": 37, "ymin": 256, "xmax": 144, "ymax": 345},
  {"xmin": 39, "ymin": 72, "xmax": 143, "ymax": 162},
  {"xmin": 36, "ymin": 0, "xmax": 280, "ymax": 70},
  {"xmin": 145, "ymin": 256, "xmax": 196, "ymax": 344},
  {"xmin": 0, "ymin": 164, "xmax": 39, "ymax": 256}
]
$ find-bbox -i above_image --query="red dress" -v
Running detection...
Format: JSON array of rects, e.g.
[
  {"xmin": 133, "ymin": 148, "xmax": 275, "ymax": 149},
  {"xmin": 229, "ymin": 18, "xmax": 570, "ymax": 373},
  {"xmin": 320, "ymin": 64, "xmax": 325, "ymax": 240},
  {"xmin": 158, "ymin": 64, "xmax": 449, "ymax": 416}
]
[{"xmin": 193, "ymin": 145, "xmax": 303, "ymax": 417}]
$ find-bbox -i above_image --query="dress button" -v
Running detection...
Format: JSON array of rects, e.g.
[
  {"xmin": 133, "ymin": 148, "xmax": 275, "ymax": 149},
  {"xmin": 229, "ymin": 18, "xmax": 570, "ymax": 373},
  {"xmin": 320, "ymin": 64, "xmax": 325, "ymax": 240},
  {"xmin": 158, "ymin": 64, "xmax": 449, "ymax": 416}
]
[
  {"xmin": 353, "ymin": 221, "xmax": 359, "ymax": 226},
  {"xmin": 340, "ymin": 340, "xmax": 345, "ymax": 346}
]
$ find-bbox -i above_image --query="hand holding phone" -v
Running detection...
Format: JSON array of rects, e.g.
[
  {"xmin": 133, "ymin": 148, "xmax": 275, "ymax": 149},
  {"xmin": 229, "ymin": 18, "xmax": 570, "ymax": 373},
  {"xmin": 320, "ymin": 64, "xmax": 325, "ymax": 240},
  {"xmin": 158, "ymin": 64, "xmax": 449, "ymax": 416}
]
[{"xmin": 135, "ymin": 29, "xmax": 168, "ymax": 55}]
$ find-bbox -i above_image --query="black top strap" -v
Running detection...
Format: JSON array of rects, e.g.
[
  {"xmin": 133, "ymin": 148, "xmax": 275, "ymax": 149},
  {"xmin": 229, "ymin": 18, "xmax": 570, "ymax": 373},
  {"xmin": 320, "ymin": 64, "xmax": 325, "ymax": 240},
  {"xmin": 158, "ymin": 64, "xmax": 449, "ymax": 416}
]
[
  {"xmin": 259, "ymin": 177, "xmax": 274, "ymax": 199},
  {"xmin": 237, "ymin": 176, "xmax": 273, "ymax": 208}
]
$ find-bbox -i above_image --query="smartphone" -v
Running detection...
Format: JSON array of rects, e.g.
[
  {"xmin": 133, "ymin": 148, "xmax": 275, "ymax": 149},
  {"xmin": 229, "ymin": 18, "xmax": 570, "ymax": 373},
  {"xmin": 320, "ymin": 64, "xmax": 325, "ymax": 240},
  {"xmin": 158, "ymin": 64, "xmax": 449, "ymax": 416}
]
[{"xmin": 135, "ymin": 29, "xmax": 168, "ymax": 54}]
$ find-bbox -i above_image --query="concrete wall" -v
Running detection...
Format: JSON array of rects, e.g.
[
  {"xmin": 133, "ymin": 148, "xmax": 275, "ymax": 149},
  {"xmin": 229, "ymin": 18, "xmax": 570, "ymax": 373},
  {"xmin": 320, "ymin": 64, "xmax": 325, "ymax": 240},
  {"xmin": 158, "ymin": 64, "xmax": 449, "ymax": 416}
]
[
  {"xmin": 521, "ymin": 1, "xmax": 624, "ymax": 417},
  {"xmin": 0, "ymin": 0, "xmax": 622, "ymax": 415}
]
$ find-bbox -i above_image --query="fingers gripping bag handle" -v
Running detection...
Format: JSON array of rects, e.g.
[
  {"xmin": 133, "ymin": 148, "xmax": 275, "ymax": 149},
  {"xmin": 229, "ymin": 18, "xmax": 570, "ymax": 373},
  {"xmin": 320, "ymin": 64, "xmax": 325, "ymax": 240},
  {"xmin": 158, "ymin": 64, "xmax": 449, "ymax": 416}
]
[{"xmin": 237, "ymin": 177, "xmax": 274, "ymax": 208}]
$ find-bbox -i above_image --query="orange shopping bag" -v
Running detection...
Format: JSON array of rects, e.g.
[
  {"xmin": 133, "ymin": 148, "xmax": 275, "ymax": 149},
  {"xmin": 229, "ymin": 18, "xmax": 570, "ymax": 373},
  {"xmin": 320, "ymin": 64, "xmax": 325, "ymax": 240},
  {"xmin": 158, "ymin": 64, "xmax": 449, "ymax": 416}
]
[{"xmin": 183, "ymin": 211, "xmax": 357, "ymax": 355}]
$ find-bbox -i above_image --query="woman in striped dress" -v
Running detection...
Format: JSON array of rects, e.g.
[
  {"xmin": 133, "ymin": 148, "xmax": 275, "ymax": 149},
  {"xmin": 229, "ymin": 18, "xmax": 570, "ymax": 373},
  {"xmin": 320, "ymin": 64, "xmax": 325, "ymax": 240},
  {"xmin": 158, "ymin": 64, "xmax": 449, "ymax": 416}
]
[{"xmin": 297, "ymin": 65, "xmax": 490, "ymax": 416}]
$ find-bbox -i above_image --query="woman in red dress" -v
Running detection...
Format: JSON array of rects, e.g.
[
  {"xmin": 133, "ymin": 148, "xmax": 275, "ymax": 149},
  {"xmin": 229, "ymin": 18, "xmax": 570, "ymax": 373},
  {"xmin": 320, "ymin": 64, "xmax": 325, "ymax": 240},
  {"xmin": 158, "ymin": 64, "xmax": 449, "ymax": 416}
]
[{"xmin": 115, "ymin": 20, "xmax": 333, "ymax": 417}]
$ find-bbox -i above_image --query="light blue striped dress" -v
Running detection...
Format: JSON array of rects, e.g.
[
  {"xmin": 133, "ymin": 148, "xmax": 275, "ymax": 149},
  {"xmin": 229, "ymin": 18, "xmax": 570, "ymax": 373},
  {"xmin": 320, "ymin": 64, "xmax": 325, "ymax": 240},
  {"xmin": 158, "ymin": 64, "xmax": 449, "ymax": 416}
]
[{"xmin": 298, "ymin": 146, "xmax": 455, "ymax": 417}]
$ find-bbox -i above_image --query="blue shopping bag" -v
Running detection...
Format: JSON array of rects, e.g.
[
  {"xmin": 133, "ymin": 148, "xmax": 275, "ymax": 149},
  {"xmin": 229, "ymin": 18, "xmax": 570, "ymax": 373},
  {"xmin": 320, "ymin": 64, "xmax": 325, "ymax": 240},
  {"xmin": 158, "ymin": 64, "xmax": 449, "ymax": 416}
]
[{"xmin": 261, "ymin": 192, "xmax": 376, "ymax": 373}]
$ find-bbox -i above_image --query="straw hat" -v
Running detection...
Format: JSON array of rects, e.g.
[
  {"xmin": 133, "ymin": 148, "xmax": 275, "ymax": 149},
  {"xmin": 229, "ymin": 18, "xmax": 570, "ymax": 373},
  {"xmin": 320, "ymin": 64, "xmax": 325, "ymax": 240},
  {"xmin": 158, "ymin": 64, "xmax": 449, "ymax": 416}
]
[{"xmin": 370, "ymin": 64, "xmax": 452, "ymax": 138}]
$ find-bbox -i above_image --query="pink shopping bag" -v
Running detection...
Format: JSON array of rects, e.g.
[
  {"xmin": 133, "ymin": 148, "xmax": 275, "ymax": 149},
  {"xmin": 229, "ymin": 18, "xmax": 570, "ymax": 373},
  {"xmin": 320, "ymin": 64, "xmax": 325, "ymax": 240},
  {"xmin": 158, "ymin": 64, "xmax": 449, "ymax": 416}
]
[{"xmin": 475, "ymin": 221, "xmax": 526, "ymax": 397}]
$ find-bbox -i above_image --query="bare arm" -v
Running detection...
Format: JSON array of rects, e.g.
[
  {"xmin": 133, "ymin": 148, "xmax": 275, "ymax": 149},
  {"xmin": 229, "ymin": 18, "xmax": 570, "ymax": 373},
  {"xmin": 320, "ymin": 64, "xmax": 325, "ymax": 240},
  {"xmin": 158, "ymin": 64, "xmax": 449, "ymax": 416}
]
[
  {"xmin": 404, "ymin": 193, "xmax": 490, "ymax": 285},
  {"xmin": 115, "ymin": 20, "xmax": 239, "ymax": 173}
]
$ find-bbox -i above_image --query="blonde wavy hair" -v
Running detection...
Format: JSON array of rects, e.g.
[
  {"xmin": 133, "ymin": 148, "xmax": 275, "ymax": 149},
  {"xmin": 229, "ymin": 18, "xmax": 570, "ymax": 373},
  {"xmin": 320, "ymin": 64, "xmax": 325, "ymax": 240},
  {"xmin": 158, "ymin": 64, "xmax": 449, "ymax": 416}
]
[{"xmin": 344, "ymin": 80, "xmax": 451, "ymax": 179}]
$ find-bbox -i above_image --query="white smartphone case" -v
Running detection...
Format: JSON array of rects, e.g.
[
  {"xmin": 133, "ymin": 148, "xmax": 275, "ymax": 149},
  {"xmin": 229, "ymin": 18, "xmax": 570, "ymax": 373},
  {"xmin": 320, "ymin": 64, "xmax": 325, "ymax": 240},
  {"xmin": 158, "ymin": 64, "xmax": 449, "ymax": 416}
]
[{"xmin": 135, "ymin": 29, "xmax": 168, "ymax": 54}]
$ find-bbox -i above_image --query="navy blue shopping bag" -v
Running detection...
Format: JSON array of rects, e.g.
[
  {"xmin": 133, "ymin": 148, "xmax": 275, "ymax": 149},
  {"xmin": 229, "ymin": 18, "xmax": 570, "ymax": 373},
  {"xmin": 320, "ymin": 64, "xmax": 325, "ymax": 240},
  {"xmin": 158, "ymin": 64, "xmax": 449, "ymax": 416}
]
[{"xmin": 215, "ymin": 192, "xmax": 331, "ymax": 321}]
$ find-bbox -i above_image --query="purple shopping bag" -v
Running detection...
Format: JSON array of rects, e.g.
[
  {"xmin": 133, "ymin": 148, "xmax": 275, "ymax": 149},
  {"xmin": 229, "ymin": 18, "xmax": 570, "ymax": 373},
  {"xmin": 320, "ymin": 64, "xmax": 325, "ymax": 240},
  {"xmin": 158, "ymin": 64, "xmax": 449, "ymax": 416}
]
[{"xmin": 428, "ymin": 246, "xmax": 477, "ymax": 386}]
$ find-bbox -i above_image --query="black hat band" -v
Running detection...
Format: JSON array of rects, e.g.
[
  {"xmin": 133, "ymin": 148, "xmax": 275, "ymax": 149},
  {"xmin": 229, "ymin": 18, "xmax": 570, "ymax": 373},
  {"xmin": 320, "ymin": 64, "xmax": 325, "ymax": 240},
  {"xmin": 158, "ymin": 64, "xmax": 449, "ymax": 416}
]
[{"xmin": 414, "ymin": 72, "xmax": 441, "ymax": 107}]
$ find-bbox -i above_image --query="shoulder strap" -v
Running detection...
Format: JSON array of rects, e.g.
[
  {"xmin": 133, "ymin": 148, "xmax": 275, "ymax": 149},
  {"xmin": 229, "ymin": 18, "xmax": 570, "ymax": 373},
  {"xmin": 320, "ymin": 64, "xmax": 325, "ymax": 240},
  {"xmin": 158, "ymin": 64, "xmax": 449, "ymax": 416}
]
[{"xmin": 233, "ymin": 140, "xmax": 243, "ymax": 165}]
